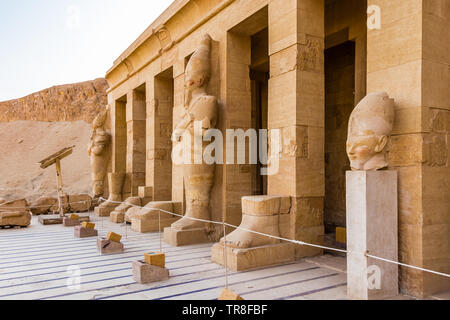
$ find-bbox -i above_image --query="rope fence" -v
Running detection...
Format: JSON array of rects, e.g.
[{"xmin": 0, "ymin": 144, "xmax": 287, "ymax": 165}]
[{"xmin": 96, "ymin": 197, "xmax": 450, "ymax": 279}]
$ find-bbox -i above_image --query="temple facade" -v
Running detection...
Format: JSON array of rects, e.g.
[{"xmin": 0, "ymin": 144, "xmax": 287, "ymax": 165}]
[{"xmin": 104, "ymin": 0, "xmax": 449, "ymax": 298}]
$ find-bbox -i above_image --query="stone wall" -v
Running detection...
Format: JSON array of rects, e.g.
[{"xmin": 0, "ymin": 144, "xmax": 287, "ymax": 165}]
[
  {"xmin": 0, "ymin": 78, "xmax": 108, "ymax": 123},
  {"xmin": 367, "ymin": 0, "xmax": 450, "ymax": 297},
  {"xmin": 324, "ymin": 41, "xmax": 355, "ymax": 230},
  {"xmin": 323, "ymin": 0, "xmax": 367, "ymax": 231}
]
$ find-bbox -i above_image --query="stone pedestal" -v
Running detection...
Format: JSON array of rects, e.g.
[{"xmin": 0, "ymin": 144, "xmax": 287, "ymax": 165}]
[
  {"xmin": 211, "ymin": 242, "xmax": 295, "ymax": 271},
  {"xmin": 131, "ymin": 201, "xmax": 181, "ymax": 233},
  {"xmin": 346, "ymin": 170, "xmax": 398, "ymax": 300},
  {"xmin": 74, "ymin": 226, "xmax": 98, "ymax": 238},
  {"xmin": 110, "ymin": 211, "xmax": 125, "ymax": 223},
  {"xmin": 40, "ymin": 214, "xmax": 89, "ymax": 225},
  {"xmin": 94, "ymin": 206, "xmax": 117, "ymax": 217},
  {"xmin": 132, "ymin": 260, "xmax": 169, "ymax": 284},
  {"xmin": 132, "ymin": 217, "xmax": 179, "ymax": 233},
  {"xmin": 63, "ymin": 217, "xmax": 81, "ymax": 227},
  {"xmin": 97, "ymin": 238, "xmax": 124, "ymax": 254},
  {"xmin": 163, "ymin": 227, "xmax": 210, "ymax": 246}
]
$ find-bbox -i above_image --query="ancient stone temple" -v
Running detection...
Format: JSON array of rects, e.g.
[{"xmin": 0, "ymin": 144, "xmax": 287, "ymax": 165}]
[{"xmin": 102, "ymin": 0, "xmax": 449, "ymax": 298}]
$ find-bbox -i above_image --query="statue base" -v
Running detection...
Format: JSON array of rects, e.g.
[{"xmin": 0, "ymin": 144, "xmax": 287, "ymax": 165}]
[
  {"xmin": 132, "ymin": 217, "xmax": 179, "ymax": 233},
  {"xmin": 97, "ymin": 238, "xmax": 124, "ymax": 254},
  {"xmin": 63, "ymin": 217, "xmax": 82, "ymax": 227},
  {"xmin": 94, "ymin": 205, "xmax": 117, "ymax": 217},
  {"xmin": 132, "ymin": 260, "xmax": 169, "ymax": 284},
  {"xmin": 211, "ymin": 242, "xmax": 295, "ymax": 271},
  {"xmin": 74, "ymin": 226, "xmax": 98, "ymax": 238},
  {"xmin": 110, "ymin": 211, "xmax": 125, "ymax": 223},
  {"xmin": 164, "ymin": 227, "xmax": 210, "ymax": 246},
  {"xmin": 39, "ymin": 214, "xmax": 89, "ymax": 225},
  {"xmin": 346, "ymin": 170, "xmax": 398, "ymax": 300}
]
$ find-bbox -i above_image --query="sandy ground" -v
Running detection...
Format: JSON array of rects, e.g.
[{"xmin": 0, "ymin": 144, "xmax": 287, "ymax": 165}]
[{"xmin": 0, "ymin": 120, "xmax": 92, "ymax": 202}]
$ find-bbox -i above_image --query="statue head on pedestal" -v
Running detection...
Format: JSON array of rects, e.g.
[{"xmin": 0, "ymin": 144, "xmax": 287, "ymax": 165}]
[{"xmin": 346, "ymin": 92, "xmax": 395, "ymax": 171}]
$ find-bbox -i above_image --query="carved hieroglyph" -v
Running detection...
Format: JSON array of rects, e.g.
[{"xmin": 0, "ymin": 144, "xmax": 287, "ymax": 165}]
[
  {"xmin": 88, "ymin": 107, "xmax": 111, "ymax": 197},
  {"xmin": 170, "ymin": 34, "xmax": 218, "ymax": 231},
  {"xmin": 346, "ymin": 92, "xmax": 395, "ymax": 171}
]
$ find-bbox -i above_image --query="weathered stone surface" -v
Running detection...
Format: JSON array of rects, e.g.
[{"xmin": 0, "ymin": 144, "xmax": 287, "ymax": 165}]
[
  {"xmin": 0, "ymin": 211, "xmax": 31, "ymax": 227},
  {"xmin": 30, "ymin": 197, "xmax": 57, "ymax": 215},
  {"xmin": 0, "ymin": 78, "xmax": 108, "ymax": 123},
  {"xmin": 132, "ymin": 260, "xmax": 169, "ymax": 284},
  {"xmin": 125, "ymin": 206, "xmax": 142, "ymax": 223},
  {"xmin": 347, "ymin": 92, "xmax": 395, "ymax": 171},
  {"xmin": 89, "ymin": 109, "xmax": 111, "ymax": 198},
  {"xmin": 0, "ymin": 199, "xmax": 27, "ymax": 211},
  {"xmin": 94, "ymin": 172, "xmax": 126, "ymax": 217},
  {"xmin": 218, "ymin": 288, "xmax": 244, "ymax": 300},
  {"xmin": 131, "ymin": 201, "xmax": 180, "ymax": 233},
  {"xmin": 211, "ymin": 242, "xmax": 295, "ymax": 271},
  {"xmin": 74, "ymin": 226, "xmax": 98, "ymax": 238},
  {"xmin": 97, "ymin": 238, "xmax": 124, "ymax": 254},
  {"xmin": 68, "ymin": 194, "xmax": 92, "ymax": 213},
  {"xmin": 164, "ymin": 227, "xmax": 210, "ymax": 247},
  {"xmin": 346, "ymin": 170, "xmax": 398, "ymax": 300},
  {"xmin": 63, "ymin": 217, "xmax": 81, "ymax": 227},
  {"xmin": 110, "ymin": 196, "xmax": 141, "ymax": 222}
]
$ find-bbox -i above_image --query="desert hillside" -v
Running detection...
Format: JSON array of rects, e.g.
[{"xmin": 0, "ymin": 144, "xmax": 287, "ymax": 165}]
[
  {"xmin": 0, "ymin": 78, "xmax": 108, "ymax": 123},
  {"xmin": 0, "ymin": 120, "xmax": 93, "ymax": 202},
  {"xmin": 0, "ymin": 79, "xmax": 109, "ymax": 203}
]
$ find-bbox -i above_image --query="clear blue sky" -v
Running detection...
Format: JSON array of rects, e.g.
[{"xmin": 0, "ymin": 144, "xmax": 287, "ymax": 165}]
[{"xmin": 0, "ymin": 0, "xmax": 172, "ymax": 101}]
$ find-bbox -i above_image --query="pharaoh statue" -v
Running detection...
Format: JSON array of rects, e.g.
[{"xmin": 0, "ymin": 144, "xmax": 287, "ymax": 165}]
[
  {"xmin": 170, "ymin": 34, "xmax": 218, "ymax": 231},
  {"xmin": 88, "ymin": 107, "xmax": 111, "ymax": 198},
  {"xmin": 346, "ymin": 91, "xmax": 395, "ymax": 171}
]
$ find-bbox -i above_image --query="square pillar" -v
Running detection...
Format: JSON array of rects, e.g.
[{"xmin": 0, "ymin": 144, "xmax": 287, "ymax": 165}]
[
  {"xmin": 367, "ymin": 0, "xmax": 450, "ymax": 297},
  {"xmin": 346, "ymin": 170, "xmax": 398, "ymax": 300},
  {"xmin": 125, "ymin": 90, "xmax": 146, "ymax": 197},
  {"xmin": 268, "ymin": 0, "xmax": 325, "ymax": 258}
]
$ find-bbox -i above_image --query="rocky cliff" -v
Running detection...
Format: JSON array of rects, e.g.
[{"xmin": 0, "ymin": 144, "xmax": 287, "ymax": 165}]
[{"xmin": 0, "ymin": 78, "xmax": 108, "ymax": 123}]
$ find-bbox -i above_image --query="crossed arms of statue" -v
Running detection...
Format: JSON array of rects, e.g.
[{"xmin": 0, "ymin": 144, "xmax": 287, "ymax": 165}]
[{"xmin": 171, "ymin": 96, "xmax": 218, "ymax": 142}]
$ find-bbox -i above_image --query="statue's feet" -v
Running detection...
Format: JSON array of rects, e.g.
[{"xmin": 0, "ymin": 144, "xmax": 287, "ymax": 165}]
[
  {"xmin": 171, "ymin": 216, "xmax": 208, "ymax": 231},
  {"xmin": 220, "ymin": 227, "xmax": 280, "ymax": 249}
]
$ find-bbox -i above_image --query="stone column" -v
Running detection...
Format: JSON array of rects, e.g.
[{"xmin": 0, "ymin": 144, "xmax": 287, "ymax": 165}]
[
  {"xmin": 268, "ymin": 0, "xmax": 325, "ymax": 258},
  {"xmin": 367, "ymin": 0, "xmax": 450, "ymax": 297},
  {"xmin": 346, "ymin": 170, "xmax": 398, "ymax": 300},
  {"xmin": 125, "ymin": 90, "xmax": 146, "ymax": 197}
]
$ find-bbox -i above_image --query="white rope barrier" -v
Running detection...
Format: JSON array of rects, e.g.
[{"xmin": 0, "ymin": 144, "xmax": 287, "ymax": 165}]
[{"xmin": 98, "ymin": 197, "xmax": 450, "ymax": 278}]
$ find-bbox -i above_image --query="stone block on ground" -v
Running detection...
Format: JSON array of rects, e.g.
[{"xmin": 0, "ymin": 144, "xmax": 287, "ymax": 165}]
[
  {"xmin": 30, "ymin": 197, "xmax": 57, "ymax": 215},
  {"xmin": 110, "ymin": 211, "xmax": 125, "ymax": 223},
  {"xmin": 125, "ymin": 206, "xmax": 142, "ymax": 223},
  {"xmin": 94, "ymin": 205, "xmax": 116, "ymax": 217},
  {"xmin": 106, "ymin": 232, "xmax": 122, "ymax": 243},
  {"xmin": 97, "ymin": 237, "xmax": 124, "ymax": 254},
  {"xmin": 0, "ymin": 211, "xmax": 31, "ymax": 227},
  {"xmin": 218, "ymin": 288, "xmax": 244, "ymax": 300},
  {"xmin": 131, "ymin": 202, "xmax": 181, "ymax": 233},
  {"xmin": 68, "ymin": 194, "xmax": 92, "ymax": 212},
  {"xmin": 164, "ymin": 227, "xmax": 210, "ymax": 247},
  {"xmin": 211, "ymin": 242, "xmax": 295, "ymax": 271},
  {"xmin": 144, "ymin": 252, "xmax": 165, "ymax": 268},
  {"xmin": 132, "ymin": 260, "xmax": 169, "ymax": 284},
  {"xmin": 74, "ymin": 226, "xmax": 98, "ymax": 238},
  {"xmin": 0, "ymin": 199, "xmax": 28, "ymax": 212},
  {"xmin": 63, "ymin": 217, "xmax": 81, "ymax": 227}
]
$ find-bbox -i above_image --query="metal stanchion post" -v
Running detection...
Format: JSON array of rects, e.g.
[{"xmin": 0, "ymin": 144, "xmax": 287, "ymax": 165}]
[{"xmin": 223, "ymin": 222, "xmax": 228, "ymax": 289}]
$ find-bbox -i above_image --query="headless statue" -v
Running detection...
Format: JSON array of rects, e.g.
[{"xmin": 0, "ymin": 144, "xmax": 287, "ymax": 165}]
[
  {"xmin": 88, "ymin": 108, "xmax": 111, "ymax": 198},
  {"xmin": 170, "ymin": 34, "xmax": 218, "ymax": 231}
]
